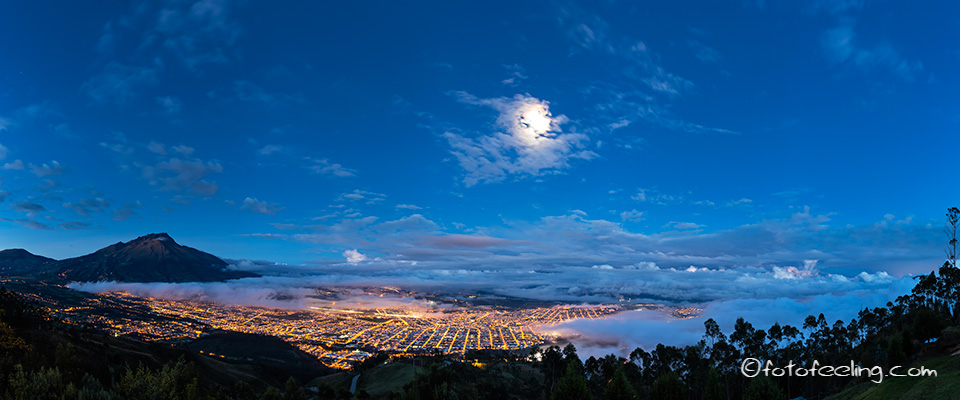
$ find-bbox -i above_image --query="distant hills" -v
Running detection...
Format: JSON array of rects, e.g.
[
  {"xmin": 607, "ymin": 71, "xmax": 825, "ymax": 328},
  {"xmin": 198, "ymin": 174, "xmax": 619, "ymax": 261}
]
[{"xmin": 0, "ymin": 233, "xmax": 259, "ymax": 283}]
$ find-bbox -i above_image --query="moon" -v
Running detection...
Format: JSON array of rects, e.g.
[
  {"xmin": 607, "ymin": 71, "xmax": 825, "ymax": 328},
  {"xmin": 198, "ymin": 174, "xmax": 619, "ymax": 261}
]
[{"xmin": 517, "ymin": 104, "xmax": 555, "ymax": 145}]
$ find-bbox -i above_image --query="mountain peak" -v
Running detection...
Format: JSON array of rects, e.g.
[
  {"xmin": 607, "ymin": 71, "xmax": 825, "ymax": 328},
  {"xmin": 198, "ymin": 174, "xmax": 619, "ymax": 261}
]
[
  {"xmin": 136, "ymin": 232, "xmax": 176, "ymax": 243},
  {"xmin": 55, "ymin": 233, "xmax": 259, "ymax": 283}
]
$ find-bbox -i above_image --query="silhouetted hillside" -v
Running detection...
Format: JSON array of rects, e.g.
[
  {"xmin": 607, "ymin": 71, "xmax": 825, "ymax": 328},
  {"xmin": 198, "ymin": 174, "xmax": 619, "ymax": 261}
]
[
  {"xmin": 33, "ymin": 233, "xmax": 260, "ymax": 283},
  {"xmin": 0, "ymin": 249, "xmax": 56, "ymax": 274}
]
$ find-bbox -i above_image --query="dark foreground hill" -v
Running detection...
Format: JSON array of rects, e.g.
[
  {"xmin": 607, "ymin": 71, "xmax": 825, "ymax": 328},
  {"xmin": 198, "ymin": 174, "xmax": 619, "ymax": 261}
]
[
  {"xmin": 0, "ymin": 248, "xmax": 56, "ymax": 274},
  {"xmin": 0, "ymin": 287, "xmax": 333, "ymax": 399},
  {"xmin": 1, "ymin": 233, "xmax": 259, "ymax": 283}
]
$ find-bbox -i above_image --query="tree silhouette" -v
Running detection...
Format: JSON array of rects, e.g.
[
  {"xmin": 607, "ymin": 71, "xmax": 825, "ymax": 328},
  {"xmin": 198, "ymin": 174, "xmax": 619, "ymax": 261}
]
[{"xmin": 602, "ymin": 367, "xmax": 637, "ymax": 400}]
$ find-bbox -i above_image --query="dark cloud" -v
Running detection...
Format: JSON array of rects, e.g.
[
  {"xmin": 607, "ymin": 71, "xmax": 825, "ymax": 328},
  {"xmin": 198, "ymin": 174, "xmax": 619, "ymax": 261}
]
[
  {"xmin": 113, "ymin": 201, "xmax": 143, "ymax": 221},
  {"xmin": 59, "ymin": 221, "xmax": 92, "ymax": 230},
  {"xmin": 142, "ymin": 157, "xmax": 222, "ymax": 196},
  {"xmin": 11, "ymin": 218, "xmax": 53, "ymax": 231},
  {"xmin": 83, "ymin": 62, "xmax": 160, "ymax": 105},
  {"xmin": 11, "ymin": 201, "xmax": 46, "ymax": 213},
  {"xmin": 63, "ymin": 198, "xmax": 110, "ymax": 215},
  {"xmin": 419, "ymin": 234, "xmax": 521, "ymax": 249}
]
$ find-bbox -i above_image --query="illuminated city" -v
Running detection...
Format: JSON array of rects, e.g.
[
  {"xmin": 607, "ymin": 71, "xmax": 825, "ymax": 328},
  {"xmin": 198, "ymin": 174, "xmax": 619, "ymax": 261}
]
[{"xmin": 41, "ymin": 287, "xmax": 700, "ymax": 369}]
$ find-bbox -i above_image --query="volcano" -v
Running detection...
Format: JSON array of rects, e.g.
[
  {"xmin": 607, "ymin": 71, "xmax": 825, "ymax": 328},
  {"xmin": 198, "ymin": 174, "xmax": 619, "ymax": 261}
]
[{"xmin": 52, "ymin": 233, "xmax": 260, "ymax": 283}]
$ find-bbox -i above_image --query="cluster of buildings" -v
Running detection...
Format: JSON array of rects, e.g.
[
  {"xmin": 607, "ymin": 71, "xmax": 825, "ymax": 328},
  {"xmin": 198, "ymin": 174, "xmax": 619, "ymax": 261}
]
[{"xmin": 52, "ymin": 290, "xmax": 626, "ymax": 369}]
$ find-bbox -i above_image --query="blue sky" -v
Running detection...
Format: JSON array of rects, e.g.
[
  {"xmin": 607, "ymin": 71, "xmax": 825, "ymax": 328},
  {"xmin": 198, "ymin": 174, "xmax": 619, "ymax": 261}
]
[{"xmin": 1, "ymin": 0, "xmax": 958, "ymax": 302}]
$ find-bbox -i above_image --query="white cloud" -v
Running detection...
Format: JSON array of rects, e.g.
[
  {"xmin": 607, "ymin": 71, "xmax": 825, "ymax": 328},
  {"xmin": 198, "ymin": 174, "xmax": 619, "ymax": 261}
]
[
  {"xmin": 0, "ymin": 143, "xmax": 7, "ymax": 160},
  {"xmin": 445, "ymin": 92, "xmax": 597, "ymax": 186},
  {"xmin": 688, "ymin": 40, "xmax": 721, "ymax": 64},
  {"xmin": 307, "ymin": 158, "xmax": 356, "ymax": 177},
  {"xmin": 2, "ymin": 160, "xmax": 25, "ymax": 170},
  {"xmin": 620, "ymin": 209, "xmax": 645, "ymax": 222},
  {"xmin": 337, "ymin": 189, "xmax": 386, "ymax": 203},
  {"xmin": 83, "ymin": 62, "xmax": 160, "ymax": 105},
  {"xmin": 726, "ymin": 198, "xmax": 753, "ymax": 206},
  {"xmin": 396, "ymin": 204, "xmax": 422, "ymax": 210},
  {"xmin": 96, "ymin": 0, "xmax": 242, "ymax": 70},
  {"xmin": 148, "ymin": 141, "xmax": 167, "ymax": 155},
  {"xmin": 258, "ymin": 144, "xmax": 284, "ymax": 155},
  {"xmin": 667, "ymin": 222, "xmax": 705, "ymax": 230},
  {"xmin": 228, "ymin": 81, "xmax": 304, "ymax": 105},
  {"xmin": 241, "ymin": 197, "xmax": 284, "ymax": 215},
  {"xmin": 343, "ymin": 249, "xmax": 368, "ymax": 264},
  {"xmin": 29, "ymin": 161, "xmax": 67, "ymax": 177},
  {"xmin": 821, "ymin": 25, "xmax": 924, "ymax": 81},
  {"xmin": 156, "ymin": 96, "xmax": 183, "ymax": 115},
  {"xmin": 172, "ymin": 145, "xmax": 195, "ymax": 156},
  {"xmin": 501, "ymin": 64, "xmax": 528, "ymax": 86},
  {"xmin": 631, "ymin": 188, "xmax": 682, "ymax": 205}
]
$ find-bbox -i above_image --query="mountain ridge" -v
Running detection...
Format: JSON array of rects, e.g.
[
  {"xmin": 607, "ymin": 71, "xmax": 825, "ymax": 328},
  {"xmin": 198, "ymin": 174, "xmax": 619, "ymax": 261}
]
[{"xmin": 0, "ymin": 233, "xmax": 259, "ymax": 283}]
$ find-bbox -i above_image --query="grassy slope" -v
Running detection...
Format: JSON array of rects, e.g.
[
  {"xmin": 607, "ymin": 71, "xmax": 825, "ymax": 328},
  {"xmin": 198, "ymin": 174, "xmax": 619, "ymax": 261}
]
[
  {"xmin": 357, "ymin": 363, "xmax": 421, "ymax": 397},
  {"xmin": 311, "ymin": 363, "xmax": 423, "ymax": 397},
  {"xmin": 826, "ymin": 355, "xmax": 960, "ymax": 400},
  {"xmin": 309, "ymin": 361, "xmax": 543, "ymax": 398}
]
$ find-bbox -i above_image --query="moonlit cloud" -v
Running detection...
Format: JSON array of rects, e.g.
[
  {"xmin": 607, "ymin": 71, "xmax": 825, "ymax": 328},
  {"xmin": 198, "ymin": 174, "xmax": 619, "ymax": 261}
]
[{"xmin": 445, "ymin": 92, "xmax": 597, "ymax": 186}]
